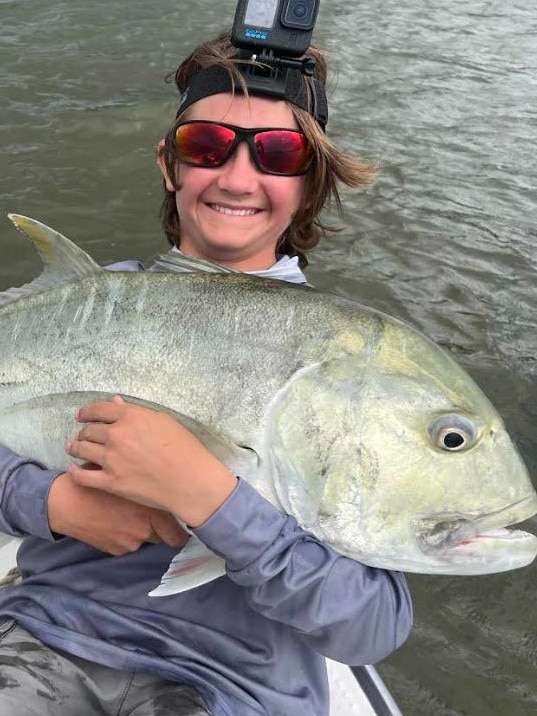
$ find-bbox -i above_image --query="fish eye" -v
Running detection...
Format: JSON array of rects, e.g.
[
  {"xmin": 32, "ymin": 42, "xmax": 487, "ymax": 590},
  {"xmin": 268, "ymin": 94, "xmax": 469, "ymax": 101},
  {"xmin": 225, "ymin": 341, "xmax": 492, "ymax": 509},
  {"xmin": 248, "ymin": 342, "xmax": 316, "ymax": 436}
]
[{"xmin": 428, "ymin": 414, "xmax": 479, "ymax": 452}]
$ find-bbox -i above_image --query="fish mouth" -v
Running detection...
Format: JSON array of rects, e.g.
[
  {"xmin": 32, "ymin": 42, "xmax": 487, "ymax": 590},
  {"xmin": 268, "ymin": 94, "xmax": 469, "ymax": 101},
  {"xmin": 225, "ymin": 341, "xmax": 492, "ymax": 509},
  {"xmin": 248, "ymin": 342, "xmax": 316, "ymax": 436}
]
[{"xmin": 413, "ymin": 492, "xmax": 537, "ymax": 558}]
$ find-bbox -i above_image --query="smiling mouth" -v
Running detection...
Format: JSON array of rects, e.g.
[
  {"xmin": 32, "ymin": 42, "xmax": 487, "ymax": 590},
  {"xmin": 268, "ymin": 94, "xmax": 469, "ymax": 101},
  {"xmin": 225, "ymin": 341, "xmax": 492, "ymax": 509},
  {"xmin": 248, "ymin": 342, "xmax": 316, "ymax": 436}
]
[
  {"xmin": 208, "ymin": 204, "xmax": 260, "ymax": 217},
  {"xmin": 413, "ymin": 493, "xmax": 537, "ymax": 553}
]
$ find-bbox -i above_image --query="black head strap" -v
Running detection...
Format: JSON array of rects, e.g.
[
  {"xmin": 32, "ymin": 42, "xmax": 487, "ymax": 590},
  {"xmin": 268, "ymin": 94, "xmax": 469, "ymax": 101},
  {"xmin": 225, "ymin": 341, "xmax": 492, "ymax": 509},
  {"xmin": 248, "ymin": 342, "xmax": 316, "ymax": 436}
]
[{"xmin": 175, "ymin": 63, "xmax": 328, "ymax": 129}]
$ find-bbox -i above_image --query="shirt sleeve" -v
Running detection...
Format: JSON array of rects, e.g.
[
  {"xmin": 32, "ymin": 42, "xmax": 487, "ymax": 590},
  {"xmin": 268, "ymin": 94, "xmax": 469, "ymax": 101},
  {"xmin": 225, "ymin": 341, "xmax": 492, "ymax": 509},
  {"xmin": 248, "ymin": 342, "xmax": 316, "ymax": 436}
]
[
  {"xmin": 194, "ymin": 479, "xmax": 413, "ymax": 665},
  {"xmin": 0, "ymin": 443, "xmax": 62, "ymax": 541}
]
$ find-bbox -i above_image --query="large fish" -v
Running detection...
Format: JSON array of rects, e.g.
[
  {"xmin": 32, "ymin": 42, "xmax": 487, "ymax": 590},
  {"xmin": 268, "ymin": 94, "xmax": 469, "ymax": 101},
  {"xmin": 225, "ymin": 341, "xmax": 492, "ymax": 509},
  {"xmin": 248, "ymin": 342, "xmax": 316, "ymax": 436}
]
[{"xmin": 1, "ymin": 214, "xmax": 536, "ymax": 597}]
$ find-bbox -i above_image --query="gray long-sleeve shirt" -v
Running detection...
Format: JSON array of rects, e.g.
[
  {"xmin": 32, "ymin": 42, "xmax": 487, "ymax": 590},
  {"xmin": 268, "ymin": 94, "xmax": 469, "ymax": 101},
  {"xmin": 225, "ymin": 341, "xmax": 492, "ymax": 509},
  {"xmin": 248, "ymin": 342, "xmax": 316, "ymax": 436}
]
[{"xmin": 0, "ymin": 255, "xmax": 412, "ymax": 716}]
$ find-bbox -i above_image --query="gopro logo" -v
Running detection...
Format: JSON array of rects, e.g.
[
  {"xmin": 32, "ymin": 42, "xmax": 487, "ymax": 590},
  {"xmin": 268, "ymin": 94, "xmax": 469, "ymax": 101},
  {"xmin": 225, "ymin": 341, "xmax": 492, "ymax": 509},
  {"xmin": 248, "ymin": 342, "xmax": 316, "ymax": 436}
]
[{"xmin": 245, "ymin": 28, "xmax": 268, "ymax": 40}]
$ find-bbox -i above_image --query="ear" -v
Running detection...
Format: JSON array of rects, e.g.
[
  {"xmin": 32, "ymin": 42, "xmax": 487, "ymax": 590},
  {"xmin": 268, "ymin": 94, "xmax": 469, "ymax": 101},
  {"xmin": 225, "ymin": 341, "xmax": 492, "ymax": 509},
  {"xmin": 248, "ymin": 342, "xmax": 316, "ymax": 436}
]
[{"xmin": 156, "ymin": 139, "xmax": 176, "ymax": 192}]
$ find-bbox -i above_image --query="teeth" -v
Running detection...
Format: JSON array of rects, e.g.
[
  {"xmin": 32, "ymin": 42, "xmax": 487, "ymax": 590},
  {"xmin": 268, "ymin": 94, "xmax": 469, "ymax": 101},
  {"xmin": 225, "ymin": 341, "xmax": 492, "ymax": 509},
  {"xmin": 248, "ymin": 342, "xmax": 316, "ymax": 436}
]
[{"xmin": 210, "ymin": 204, "xmax": 258, "ymax": 217}]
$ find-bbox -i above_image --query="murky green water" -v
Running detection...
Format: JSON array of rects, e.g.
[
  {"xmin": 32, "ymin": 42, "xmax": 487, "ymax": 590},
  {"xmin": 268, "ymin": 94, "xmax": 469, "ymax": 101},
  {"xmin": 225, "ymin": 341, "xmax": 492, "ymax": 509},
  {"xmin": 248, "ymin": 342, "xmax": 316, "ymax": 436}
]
[{"xmin": 1, "ymin": 1, "xmax": 536, "ymax": 713}]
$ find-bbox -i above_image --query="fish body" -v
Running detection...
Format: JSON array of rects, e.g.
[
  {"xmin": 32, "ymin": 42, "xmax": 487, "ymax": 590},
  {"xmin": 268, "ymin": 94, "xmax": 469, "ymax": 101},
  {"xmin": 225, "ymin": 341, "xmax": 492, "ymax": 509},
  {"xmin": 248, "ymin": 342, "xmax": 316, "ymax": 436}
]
[{"xmin": 1, "ymin": 214, "xmax": 536, "ymax": 595}]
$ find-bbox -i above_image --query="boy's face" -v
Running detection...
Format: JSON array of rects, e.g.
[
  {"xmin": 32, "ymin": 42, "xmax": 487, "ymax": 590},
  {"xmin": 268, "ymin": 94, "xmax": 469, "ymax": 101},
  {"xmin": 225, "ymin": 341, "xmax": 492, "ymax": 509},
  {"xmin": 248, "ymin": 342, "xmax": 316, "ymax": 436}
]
[{"xmin": 158, "ymin": 93, "xmax": 306, "ymax": 271}]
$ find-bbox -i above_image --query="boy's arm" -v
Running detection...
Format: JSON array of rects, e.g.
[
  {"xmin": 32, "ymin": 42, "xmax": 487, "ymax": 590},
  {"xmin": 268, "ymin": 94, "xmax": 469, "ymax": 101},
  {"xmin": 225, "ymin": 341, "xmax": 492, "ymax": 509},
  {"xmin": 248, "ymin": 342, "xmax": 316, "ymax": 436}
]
[
  {"xmin": 0, "ymin": 443, "xmax": 61, "ymax": 540},
  {"xmin": 0, "ymin": 444, "xmax": 187, "ymax": 551},
  {"xmin": 65, "ymin": 398, "xmax": 412, "ymax": 665},
  {"xmin": 195, "ymin": 479, "xmax": 413, "ymax": 666}
]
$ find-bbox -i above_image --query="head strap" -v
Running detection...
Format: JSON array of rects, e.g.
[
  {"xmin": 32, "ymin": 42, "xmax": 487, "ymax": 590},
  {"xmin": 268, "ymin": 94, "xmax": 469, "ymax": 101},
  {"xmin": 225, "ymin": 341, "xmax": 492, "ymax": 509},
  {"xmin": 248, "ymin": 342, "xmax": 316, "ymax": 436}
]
[{"xmin": 176, "ymin": 63, "xmax": 328, "ymax": 129}]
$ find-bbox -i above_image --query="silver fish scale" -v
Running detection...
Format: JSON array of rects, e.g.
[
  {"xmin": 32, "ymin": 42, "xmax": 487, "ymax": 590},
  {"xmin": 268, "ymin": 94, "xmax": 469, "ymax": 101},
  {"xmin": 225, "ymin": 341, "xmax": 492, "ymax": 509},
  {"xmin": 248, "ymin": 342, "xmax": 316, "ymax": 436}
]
[{"xmin": 0, "ymin": 270, "xmax": 375, "ymax": 450}]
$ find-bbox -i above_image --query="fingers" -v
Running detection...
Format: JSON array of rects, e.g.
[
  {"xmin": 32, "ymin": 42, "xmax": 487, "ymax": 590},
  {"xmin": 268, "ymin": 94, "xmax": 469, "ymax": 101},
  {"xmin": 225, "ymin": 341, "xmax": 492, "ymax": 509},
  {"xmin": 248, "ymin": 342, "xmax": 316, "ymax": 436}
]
[
  {"xmin": 68, "ymin": 462, "xmax": 109, "ymax": 491},
  {"xmin": 76, "ymin": 423, "xmax": 109, "ymax": 445},
  {"xmin": 150, "ymin": 511, "xmax": 189, "ymax": 548},
  {"xmin": 71, "ymin": 396, "xmax": 127, "ymax": 456},
  {"xmin": 66, "ymin": 438, "xmax": 106, "ymax": 468},
  {"xmin": 76, "ymin": 398, "xmax": 124, "ymax": 424}
]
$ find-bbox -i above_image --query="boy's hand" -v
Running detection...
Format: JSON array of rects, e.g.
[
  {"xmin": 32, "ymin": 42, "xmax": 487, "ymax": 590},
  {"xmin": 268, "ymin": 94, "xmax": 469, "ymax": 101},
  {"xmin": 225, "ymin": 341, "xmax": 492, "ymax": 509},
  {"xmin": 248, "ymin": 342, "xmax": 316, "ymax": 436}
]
[
  {"xmin": 66, "ymin": 396, "xmax": 238, "ymax": 528},
  {"xmin": 48, "ymin": 472, "xmax": 188, "ymax": 555}
]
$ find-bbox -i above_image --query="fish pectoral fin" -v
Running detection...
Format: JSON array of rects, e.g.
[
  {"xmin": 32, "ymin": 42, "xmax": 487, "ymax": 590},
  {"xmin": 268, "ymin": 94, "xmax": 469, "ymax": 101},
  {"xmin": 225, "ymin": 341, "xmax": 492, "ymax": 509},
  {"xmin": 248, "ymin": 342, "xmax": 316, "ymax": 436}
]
[
  {"xmin": 3, "ymin": 390, "xmax": 259, "ymax": 477},
  {"xmin": 2, "ymin": 215, "xmax": 101, "ymax": 307},
  {"xmin": 152, "ymin": 252, "xmax": 236, "ymax": 275},
  {"xmin": 148, "ymin": 536, "xmax": 226, "ymax": 597}
]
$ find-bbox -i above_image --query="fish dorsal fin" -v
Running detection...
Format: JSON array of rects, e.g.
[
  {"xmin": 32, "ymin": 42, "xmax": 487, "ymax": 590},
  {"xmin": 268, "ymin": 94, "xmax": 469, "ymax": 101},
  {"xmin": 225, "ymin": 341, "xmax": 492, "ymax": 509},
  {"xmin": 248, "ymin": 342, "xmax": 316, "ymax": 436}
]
[
  {"xmin": 151, "ymin": 251, "xmax": 237, "ymax": 275},
  {"xmin": 1, "ymin": 214, "xmax": 101, "ymax": 307}
]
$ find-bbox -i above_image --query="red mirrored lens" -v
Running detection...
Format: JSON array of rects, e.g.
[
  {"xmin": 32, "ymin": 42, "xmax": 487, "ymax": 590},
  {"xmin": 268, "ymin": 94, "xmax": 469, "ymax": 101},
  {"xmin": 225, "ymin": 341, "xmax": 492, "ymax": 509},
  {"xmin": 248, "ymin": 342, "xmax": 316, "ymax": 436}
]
[
  {"xmin": 175, "ymin": 123, "xmax": 235, "ymax": 167},
  {"xmin": 175, "ymin": 122, "xmax": 312, "ymax": 175},
  {"xmin": 255, "ymin": 130, "xmax": 312, "ymax": 174}
]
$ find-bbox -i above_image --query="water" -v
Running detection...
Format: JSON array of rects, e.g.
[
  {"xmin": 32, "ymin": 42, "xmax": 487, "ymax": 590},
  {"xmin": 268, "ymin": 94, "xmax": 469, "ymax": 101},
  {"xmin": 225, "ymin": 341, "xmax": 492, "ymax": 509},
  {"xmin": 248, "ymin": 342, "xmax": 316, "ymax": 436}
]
[{"xmin": 1, "ymin": 1, "xmax": 536, "ymax": 713}]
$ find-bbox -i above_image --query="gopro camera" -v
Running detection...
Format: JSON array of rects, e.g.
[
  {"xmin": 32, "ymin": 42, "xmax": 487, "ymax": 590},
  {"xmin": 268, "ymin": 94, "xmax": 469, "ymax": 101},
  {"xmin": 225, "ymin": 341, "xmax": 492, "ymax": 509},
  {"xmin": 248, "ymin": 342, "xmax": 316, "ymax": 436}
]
[{"xmin": 232, "ymin": 0, "xmax": 320, "ymax": 57}]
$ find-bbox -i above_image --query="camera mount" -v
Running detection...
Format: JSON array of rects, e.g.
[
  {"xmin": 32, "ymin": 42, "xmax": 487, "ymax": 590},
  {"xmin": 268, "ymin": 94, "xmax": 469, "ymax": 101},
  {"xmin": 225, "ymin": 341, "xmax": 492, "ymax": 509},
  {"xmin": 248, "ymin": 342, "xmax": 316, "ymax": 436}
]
[
  {"xmin": 233, "ymin": 48, "xmax": 317, "ymax": 107},
  {"xmin": 236, "ymin": 48, "xmax": 317, "ymax": 77}
]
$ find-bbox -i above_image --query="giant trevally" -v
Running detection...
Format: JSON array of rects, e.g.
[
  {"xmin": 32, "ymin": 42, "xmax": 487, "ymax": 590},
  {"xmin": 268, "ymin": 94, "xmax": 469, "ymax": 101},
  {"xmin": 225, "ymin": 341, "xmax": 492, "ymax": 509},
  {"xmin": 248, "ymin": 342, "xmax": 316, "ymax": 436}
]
[{"xmin": 1, "ymin": 214, "xmax": 536, "ymax": 597}]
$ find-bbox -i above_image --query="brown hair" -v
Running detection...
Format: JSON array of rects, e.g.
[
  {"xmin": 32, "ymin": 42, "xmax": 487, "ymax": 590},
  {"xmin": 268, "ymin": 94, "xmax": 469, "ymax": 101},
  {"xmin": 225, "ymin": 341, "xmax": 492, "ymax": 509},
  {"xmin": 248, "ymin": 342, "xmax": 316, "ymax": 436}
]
[{"xmin": 159, "ymin": 30, "xmax": 376, "ymax": 268}]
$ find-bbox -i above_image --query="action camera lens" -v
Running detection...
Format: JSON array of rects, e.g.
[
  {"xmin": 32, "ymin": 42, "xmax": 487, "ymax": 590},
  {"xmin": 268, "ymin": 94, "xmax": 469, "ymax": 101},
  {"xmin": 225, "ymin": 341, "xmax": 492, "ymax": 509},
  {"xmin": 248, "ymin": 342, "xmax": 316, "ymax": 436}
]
[{"xmin": 283, "ymin": 0, "xmax": 315, "ymax": 27}]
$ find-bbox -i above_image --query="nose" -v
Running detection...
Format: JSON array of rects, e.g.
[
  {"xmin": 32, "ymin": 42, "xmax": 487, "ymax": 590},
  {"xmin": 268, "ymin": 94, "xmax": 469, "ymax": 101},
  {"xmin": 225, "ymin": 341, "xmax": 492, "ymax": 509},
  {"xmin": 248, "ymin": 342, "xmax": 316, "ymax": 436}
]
[{"xmin": 216, "ymin": 141, "xmax": 260, "ymax": 194}]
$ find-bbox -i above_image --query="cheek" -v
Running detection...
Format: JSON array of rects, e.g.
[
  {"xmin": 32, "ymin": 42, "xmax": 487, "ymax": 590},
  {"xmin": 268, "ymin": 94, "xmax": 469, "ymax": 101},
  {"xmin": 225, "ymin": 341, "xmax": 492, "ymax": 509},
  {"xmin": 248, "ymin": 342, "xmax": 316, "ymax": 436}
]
[
  {"xmin": 268, "ymin": 176, "xmax": 305, "ymax": 216},
  {"xmin": 175, "ymin": 165, "xmax": 214, "ymax": 203}
]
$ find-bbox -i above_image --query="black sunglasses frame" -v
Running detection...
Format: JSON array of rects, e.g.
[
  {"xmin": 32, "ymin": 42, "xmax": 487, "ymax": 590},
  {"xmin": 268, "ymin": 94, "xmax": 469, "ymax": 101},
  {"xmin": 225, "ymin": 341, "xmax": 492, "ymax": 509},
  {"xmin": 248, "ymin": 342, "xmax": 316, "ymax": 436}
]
[{"xmin": 174, "ymin": 120, "xmax": 313, "ymax": 177}]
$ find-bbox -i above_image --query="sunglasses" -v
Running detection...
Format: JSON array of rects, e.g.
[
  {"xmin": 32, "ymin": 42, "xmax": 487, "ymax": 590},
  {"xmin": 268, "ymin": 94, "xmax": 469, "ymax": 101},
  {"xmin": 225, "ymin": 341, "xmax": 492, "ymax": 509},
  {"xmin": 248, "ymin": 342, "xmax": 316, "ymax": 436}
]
[{"xmin": 174, "ymin": 120, "xmax": 313, "ymax": 176}]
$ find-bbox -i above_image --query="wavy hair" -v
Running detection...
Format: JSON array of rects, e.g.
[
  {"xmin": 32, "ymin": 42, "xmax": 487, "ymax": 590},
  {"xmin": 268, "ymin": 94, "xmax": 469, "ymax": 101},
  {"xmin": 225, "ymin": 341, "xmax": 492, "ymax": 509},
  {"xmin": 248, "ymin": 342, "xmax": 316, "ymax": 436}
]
[{"xmin": 159, "ymin": 30, "xmax": 376, "ymax": 268}]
